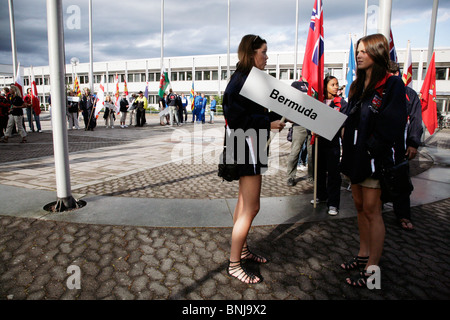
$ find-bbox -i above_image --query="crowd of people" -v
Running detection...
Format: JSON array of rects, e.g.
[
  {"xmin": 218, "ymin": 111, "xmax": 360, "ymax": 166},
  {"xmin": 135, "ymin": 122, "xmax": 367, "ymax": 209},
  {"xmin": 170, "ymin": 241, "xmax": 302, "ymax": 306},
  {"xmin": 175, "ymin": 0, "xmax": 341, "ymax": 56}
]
[
  {"xmin": 1, "ymin": 85, "xmax": 42, "ymax": 143},
  {"xmin": 221, "ymin": 33, "xmax": 422, "ymax": 287}
]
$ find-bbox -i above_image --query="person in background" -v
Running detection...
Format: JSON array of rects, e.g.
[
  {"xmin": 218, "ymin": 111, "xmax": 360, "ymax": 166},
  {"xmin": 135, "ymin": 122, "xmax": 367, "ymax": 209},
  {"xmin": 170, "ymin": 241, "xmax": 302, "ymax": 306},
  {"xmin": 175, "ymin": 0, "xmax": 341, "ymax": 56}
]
[
  {"xmin": 67, "ymin": 91, "xmax": 80, "ymax": 130},
  {"xmin": 209, "ymin": 96, "xmax": 216, "ymax": 124},
  {"xmin": 3, "ymin": 85, "xmax": 27, "ymax": 143},
  {"xmin": 119, "ymin": 94, "xmax": 129, "ymax": 128},
  {"xmin": 388, "ymin": 61, "xmax": 423, "ymax": 230},
  {"xmin": 24, "ymin": 88, "xmax": 42, "ymax": 133},
  {"xmin": 311, "ymin": 76, "xmax": 348, "ymax": 215},
  {"xmin": 103, "ymin": 95, "xmax": 115, "ymax": 128}
]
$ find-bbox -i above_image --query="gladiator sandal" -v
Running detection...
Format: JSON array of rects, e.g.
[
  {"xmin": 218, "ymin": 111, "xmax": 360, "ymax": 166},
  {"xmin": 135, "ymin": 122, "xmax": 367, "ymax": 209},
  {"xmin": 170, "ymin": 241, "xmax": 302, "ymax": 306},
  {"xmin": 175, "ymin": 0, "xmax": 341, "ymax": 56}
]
[
  {"xmin": 241, "ymin": 246, "xmax": 269, "ymax": 264},
  {"xmin": 340, "ymin": 256, "xmax": 369, "ymax": 271},
  {"xmin": 227, "ymin": 261, "xmax": 263, "ymax": 284}
]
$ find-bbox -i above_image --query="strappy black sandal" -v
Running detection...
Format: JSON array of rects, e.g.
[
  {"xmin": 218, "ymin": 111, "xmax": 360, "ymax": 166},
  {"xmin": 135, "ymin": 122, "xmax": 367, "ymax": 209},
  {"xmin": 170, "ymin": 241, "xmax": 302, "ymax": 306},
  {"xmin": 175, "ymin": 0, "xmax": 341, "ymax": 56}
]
[
  {"xmin": 241, "ymin": 246, "xmax": 269, "ymax": 264},
  {"xmin": 346, "ymin": 270, "xmax": 370, "ymax": 287},
  {"xmin": 227, "ymin": 260, "xmax": 263, "ymax": 284},
  {"xmin": 340, "ymin": 256, "xmax": 369, "ymax": 271}
]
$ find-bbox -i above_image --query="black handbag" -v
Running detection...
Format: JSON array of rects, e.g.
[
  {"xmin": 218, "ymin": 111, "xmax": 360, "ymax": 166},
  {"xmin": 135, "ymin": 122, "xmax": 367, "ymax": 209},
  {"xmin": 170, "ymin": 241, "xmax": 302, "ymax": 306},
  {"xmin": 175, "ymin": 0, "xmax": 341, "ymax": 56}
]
[
  {"xmin": 379, "ymin": 160, "xmax": 414, "ymax": 202},
  {"xmin": 218, "ymin": 146, "xmax": 240, "ymax": 182}
]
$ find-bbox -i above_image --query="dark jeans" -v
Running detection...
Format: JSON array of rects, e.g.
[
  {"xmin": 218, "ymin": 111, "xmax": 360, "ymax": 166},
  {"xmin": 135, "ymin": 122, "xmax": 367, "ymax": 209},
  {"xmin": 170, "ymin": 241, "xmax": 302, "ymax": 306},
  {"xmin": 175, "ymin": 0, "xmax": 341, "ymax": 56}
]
[
  {"xmin": 392, "ymin": 194, "xmax": 411, "ymax": 221},
  {"xmin": 314, "ymin": 138, "xmax": 341, "ymax": 208}
]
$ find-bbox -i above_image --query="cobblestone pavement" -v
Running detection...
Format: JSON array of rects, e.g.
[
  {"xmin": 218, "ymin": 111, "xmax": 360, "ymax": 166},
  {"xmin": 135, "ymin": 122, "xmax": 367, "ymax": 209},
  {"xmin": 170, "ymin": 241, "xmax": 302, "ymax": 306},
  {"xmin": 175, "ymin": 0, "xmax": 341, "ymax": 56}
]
[{"xmin": 0, "ymin": 114, "xmax": 449, "ymax": 303}]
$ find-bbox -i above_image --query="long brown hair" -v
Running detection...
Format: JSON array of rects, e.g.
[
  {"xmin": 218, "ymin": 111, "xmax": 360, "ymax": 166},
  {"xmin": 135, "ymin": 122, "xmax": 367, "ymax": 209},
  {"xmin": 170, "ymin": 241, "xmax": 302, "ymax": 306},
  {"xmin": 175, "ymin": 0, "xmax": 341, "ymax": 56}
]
[
  {"xmin": 235, "ymin": 34, "xmax": 267, "ymax": 75},
  {"xmin": 348, "ymin": 33, "xmax": 390, "ymax": 101}
]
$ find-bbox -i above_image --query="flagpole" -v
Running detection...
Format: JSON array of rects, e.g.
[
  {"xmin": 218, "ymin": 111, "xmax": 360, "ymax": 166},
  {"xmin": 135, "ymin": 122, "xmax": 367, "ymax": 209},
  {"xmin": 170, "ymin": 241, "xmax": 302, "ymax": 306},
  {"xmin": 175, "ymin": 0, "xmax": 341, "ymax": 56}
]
[
  {"xmin": 294, "ymin": 0, "xmax": 299, "ymax": 80},
  {"xmin": 88, "ymin": 0, "xmax": 94, "ymax": 93},
  {"xmin": 227, "ymin": 0, "xmax": 231, "ymax": 81},
  {"xmin": 161, "ymin": 0, "xmax": 164, "ymax": 72},
  {"xmin": 427, "ymin": 0, "xmax": 439, "ymax": 66},
  {"xmin": 363, "ymin": 0, "xmax": 368, "ymax": 36},
  {"xmin": 8, "ymin": 0, "xmax": 18, "ymax": 79},
  {"xmin": 378, "ymin": 0, "xmax": 392, "ymax": 41},
  {"xmin": 46, "ymin": 0, "xmax": 80, "ymax": 211}
]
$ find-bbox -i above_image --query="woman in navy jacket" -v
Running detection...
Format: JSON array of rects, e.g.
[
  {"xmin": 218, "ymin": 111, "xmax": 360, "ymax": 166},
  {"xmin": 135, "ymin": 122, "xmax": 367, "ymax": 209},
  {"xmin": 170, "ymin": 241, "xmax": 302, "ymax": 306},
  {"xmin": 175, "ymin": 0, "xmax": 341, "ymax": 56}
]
[
  {"xmin": 340, "ymin": 34, "xmax": 407, "ymax": 287},
  {"xmin": 222, "ymin": 34, "xmax": 285, "ymax": 284}
]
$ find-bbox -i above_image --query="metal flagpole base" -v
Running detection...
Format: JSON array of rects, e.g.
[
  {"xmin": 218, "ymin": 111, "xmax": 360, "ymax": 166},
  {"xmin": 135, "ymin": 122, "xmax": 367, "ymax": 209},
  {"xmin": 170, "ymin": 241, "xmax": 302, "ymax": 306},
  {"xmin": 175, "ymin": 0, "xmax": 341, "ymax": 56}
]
[{"xmin": 44, "ymin": 197, "xmax": 87, "ymax": 213}]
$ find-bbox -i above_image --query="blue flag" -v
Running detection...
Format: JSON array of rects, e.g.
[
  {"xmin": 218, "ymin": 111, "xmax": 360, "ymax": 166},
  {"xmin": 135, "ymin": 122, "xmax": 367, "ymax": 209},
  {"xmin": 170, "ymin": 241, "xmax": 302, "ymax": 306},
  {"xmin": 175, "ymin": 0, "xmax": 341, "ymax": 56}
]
[{"xmin": 345, "ymin": 39, "xmax": 356, "ymax": 98}]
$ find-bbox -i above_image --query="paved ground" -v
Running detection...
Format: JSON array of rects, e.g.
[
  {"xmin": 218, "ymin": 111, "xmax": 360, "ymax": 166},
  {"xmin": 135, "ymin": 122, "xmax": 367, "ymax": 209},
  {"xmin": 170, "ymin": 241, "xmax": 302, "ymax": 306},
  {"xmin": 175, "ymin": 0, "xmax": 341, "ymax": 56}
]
[{"xmin": 0, "ymin": 112, "xmax": 449, "ymax": 305}]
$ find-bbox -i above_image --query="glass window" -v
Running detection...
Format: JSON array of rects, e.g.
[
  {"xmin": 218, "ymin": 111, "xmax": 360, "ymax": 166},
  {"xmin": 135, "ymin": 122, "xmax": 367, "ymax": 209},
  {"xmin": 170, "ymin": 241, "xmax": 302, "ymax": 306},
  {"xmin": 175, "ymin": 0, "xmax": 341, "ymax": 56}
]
[
  {"xmin": 179, "ymin": 72, "xmax": 186, "ymax": 81},
  {"xmin": 149, "ymin": 73, "xmax": 155, "ymax": 82},
  {"xmin": 436, "ymin": 68, "xmax": 446, "ymax": 80},
  {"xmin": 171, "ymin": 72, "xmax": 177, "ymax": 82},
  {"xmin": 268, "ymin": 69, "xmax": 276, "ymax": 78},
  {"xmin": 212, "ymin": 70, "xmax": 218, "ymax": 80},
  {"xmin": 195, "ymin": 71, "xmax": 202, "ymax": 81},
  {"xmin": 187, "ymin": 71, "xmax": 192, "ymax": 81},
  {"xmin": 203, "ymin": 71, "xmax": 211, "ymax": 81},
  {"xmin": 280, "ymin": 69, "xmax": 289, "ymax": 80}
]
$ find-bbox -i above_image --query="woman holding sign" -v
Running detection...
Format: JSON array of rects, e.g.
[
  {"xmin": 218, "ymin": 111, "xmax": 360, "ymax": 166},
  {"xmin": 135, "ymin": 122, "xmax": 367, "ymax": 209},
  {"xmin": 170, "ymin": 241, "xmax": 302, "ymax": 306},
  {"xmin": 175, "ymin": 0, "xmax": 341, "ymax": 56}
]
[
  {"xmin": 221, "ymin": 34, "xmax": 285, "ymax": 284},
  {"xmin": 340, "ymin": 34, "xmax": 407, "ymax": 287}
]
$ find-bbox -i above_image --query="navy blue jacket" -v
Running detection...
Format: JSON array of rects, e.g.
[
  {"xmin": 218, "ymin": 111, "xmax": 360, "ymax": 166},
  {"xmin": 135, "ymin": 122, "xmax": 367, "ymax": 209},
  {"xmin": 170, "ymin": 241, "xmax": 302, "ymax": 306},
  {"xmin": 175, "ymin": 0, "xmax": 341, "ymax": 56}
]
[
  {"xmin": 405, "ymin": 86, "xmax": 423, "ymax": 149},
  {"xmin": 341, "ymin": 74, "xmax": 407, "ymax": 184},
  {"xmin": 223, "ymin": 71, "xmax": 281, "ymax": 176}
]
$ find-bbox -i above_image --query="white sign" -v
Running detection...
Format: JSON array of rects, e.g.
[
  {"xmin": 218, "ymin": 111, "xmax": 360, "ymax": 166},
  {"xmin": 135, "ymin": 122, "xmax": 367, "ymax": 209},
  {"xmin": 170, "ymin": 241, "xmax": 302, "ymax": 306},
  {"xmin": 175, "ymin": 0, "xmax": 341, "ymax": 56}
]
[
  {"xmin": 239, "ymin": 67, "xmax": 347, "ymax": 141},
  {"xmin": 67, "ymin": 96, "xmax": 80, "ymax": 102}
]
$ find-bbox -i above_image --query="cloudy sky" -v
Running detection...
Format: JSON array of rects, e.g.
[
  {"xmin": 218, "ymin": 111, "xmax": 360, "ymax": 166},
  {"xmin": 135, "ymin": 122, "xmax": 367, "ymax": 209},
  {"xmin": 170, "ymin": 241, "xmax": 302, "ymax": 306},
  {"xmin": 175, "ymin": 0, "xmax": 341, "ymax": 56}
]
[{"xmin": 0, "ymin": 0, "xmax": 449, "ymax": 68}]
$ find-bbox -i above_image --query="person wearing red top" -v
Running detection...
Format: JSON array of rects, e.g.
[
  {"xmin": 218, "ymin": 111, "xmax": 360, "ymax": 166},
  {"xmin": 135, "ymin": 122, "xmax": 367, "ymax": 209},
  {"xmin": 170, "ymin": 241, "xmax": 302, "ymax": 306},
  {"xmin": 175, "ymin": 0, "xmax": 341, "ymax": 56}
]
[{"xmin": 24, "ymin": 88, "xmax": 42, "ymax": 132}]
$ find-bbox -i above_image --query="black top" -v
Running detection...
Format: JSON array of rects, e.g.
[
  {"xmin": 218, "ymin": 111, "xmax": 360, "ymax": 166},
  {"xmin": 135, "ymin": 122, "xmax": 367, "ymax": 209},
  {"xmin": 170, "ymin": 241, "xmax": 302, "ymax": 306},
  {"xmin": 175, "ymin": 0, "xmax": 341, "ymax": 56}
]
[
  {"xmin": 341, "ymin": 74, "xmax": 407, "ymax": 184},
  {"xmin": 222, "ymin": 71, "xmax": 281, "ymax": 177}
]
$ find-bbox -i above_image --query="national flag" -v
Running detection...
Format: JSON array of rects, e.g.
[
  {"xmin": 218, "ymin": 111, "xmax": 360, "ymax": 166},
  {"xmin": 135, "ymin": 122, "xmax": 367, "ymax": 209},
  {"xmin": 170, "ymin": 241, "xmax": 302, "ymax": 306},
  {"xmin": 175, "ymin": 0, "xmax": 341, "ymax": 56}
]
[
  {"xmin": 402, "ymin": 40, "xmax": 413, "ymax": 88},
  {"xmin": 30, "ymin": 66, "xmax": 38, "ymax": 98},
  {"xmin": 190, "ymin": 81, "xmax": 195, "ymax": 111},
  {"xmin": 158, "ymin": 66, "xmax": 170, "ymax": 98},
  {"xmin": 30, "ymin": 66, "xmax": 41, "ymax": 116},
  {"xmin": 14, "ymin": 62, "xmax": 23, "ymax": 97},
  {"xmin": 123, "ymin": 78, "xmax": 129, "ymax": 98},
  {"xmin": 420, "ymin": 52, "xmax": 438, "ymax": 135},
  {"xmin": 345, "ymin": 38, "xmax": 356, "ymax": 98},
  {"xmin": 73, "ymin": 76, "xmax": 81, "ymax": 96},
  {"xmin": 302, "ymin": 0, "xmax": 324, "ymax": 102},
  {"xmin": 94, "ymin": 75, "xmax": 106, "ymax": 119},
  {"xmin": 144, "ymin": 81, "xmax": 149, "ymax": 100},
  {"xmin": 389, "ymin": 29, "xmax": 398, "ymax": 62},
  {"xmin": 114, "ymin": 73, "xmax": 120, "ymax": 115}
]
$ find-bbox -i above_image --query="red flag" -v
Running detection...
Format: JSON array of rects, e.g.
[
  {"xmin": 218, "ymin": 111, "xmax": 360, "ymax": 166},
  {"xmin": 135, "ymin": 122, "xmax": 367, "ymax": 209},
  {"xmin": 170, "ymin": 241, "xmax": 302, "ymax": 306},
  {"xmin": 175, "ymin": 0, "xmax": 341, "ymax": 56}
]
[
  {"xmin": 14, "ymin": 62, "xmax": 23, "ymax": 97},
  {"xmin": 302, "ymin": 0, "xmax": 324, "ymax": 102},
  {"xmin": 30, "ymin": 66, "xmax": 41, "ymax": 116},
  {"xmin": 420, "ymin": 52, "xmax": 438, "ymax": 135}
]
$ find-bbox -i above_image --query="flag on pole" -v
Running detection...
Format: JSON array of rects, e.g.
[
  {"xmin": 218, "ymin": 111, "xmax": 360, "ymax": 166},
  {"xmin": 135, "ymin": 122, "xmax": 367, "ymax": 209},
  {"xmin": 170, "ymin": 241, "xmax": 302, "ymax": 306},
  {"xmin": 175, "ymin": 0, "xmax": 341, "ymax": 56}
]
[
  {"xmin": 123, "ymin": 78, "xmax": 129, "ymax": 98},
  {"xmin": 144, "ymin": 81, "xmax": 149, "ymax": 99},
  {"xmin": 94, "ymin": 75, "xmax": 106, "ymax": 119},
  {"xmin": 345, "ymin": 38, "xmax": 356, "ymax": 98},
  {"xmin": 389, "ymin": 29, "xmax": 398, "ymax": 62},
  {"xmin": 190, "ymin": 81, "xmax": 195, "ymax": 111},
  {"xmin": 420, "ymin": 52, "xmax": 438, "ymax": 135},
  {"xmin": 114, "ymin": 73, "xmax": 120, "ymax": 114},
  {"xmin": 30, "ymin": 66, "xmax": 41, "ymax": 116},
  {"xmin": 158, "ymin": 66, "xmax": 170, "ymax": 98},
  {"xmin": 73, "ymin": 76, "xmax": 81, "ymax": 96},
  {"xmin": 14, "ymin": 62, "xmax": 23, "ymax": 97},
  {"xmin": 302, "ymin": 0, "xmax": 324, "ymax": 102},
  {"xmin": 30, "ymin": 66, "xmax": 38, "ymax": 98},
  {"xmin": 402, "ymin": 40, "xmax": 413, "ymax": 88}
]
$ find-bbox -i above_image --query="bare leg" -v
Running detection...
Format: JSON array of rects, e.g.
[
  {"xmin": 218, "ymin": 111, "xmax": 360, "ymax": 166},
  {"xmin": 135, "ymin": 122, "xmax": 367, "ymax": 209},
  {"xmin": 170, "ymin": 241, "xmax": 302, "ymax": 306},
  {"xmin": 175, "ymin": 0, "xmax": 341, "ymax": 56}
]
[{"xmin": 228, "ymin": 175, "xmax": 262, "ymax": 283}]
